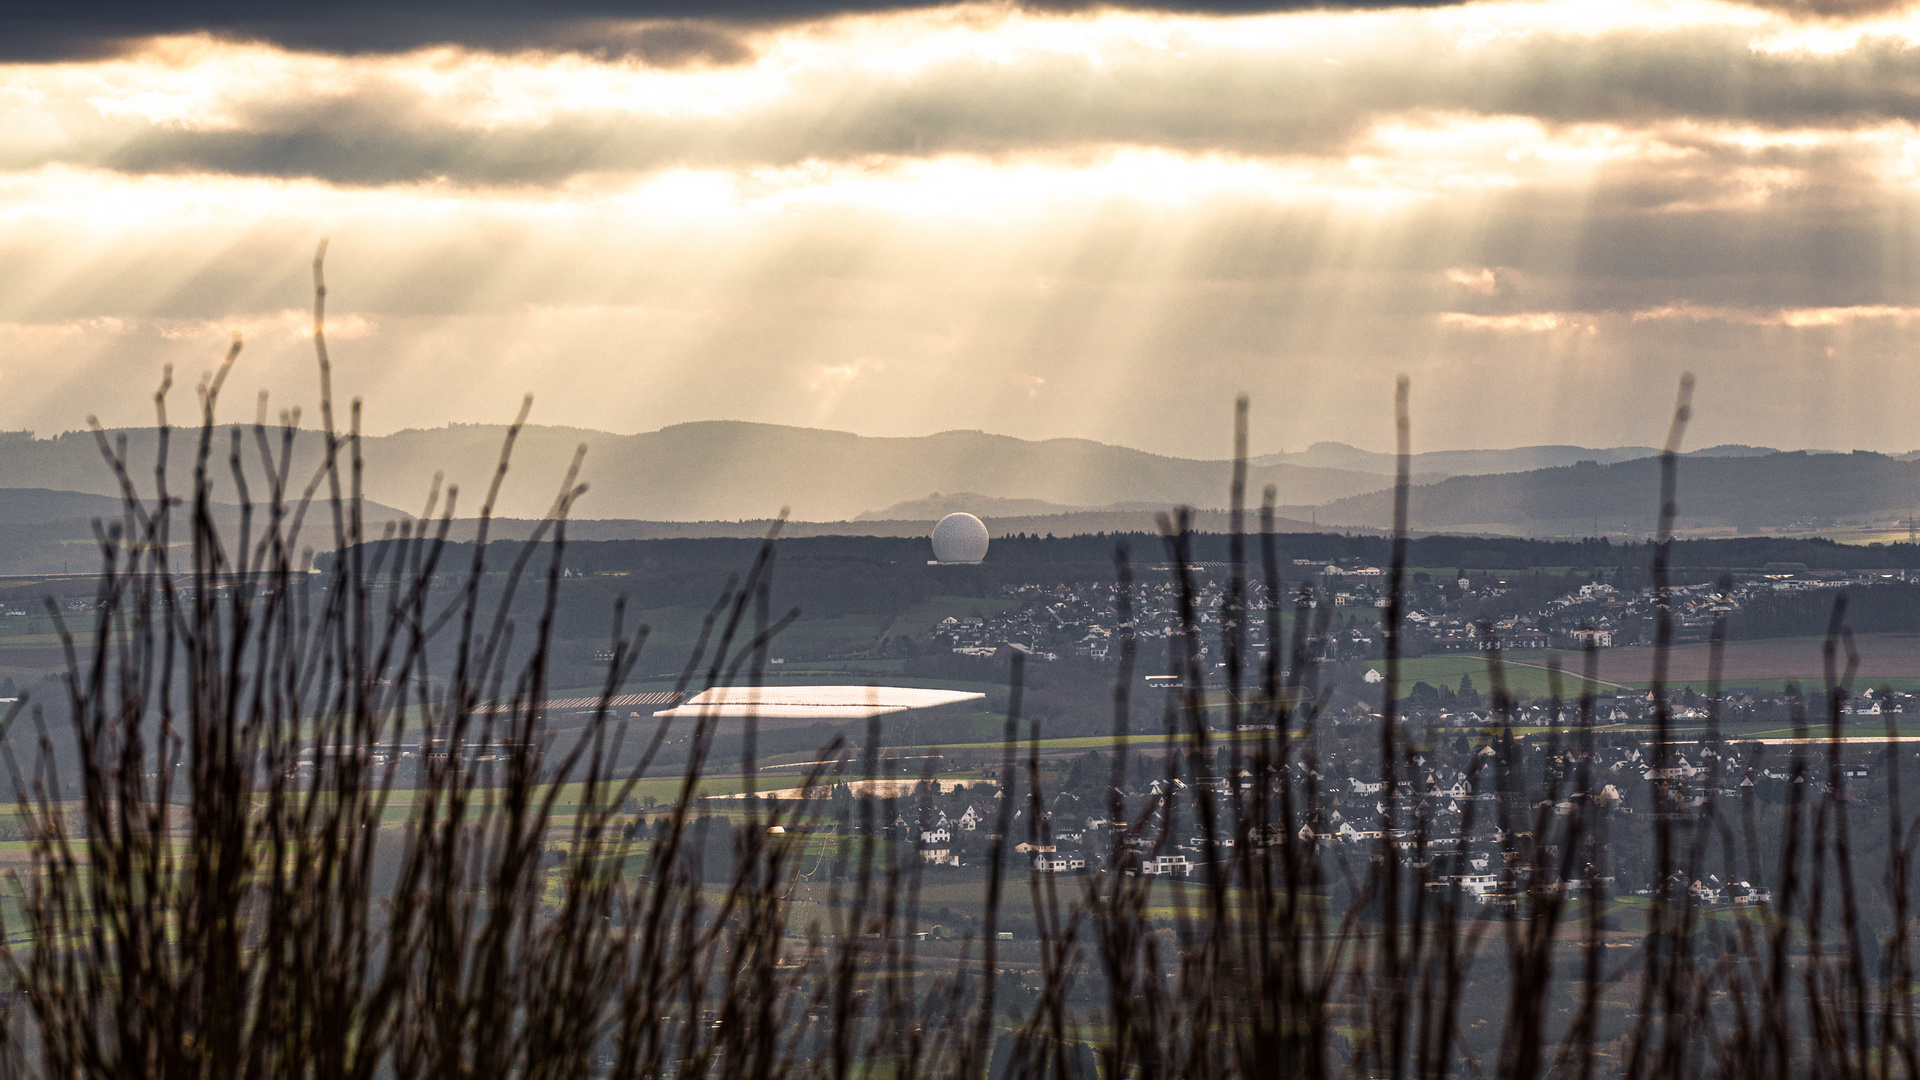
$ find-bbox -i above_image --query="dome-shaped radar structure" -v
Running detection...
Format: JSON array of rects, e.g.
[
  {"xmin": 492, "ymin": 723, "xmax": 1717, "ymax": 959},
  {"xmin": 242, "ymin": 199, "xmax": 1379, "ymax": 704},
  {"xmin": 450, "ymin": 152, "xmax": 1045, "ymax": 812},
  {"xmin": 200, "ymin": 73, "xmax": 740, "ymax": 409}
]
[{"xmin": 930, "ymin": 513, "xmax": 990, "ymax": 564}]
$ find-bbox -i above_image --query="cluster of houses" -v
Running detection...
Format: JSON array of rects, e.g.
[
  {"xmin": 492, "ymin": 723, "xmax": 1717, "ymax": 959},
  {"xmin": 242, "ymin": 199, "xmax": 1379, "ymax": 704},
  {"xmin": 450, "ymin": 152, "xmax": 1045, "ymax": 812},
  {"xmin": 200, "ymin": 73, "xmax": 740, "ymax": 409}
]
[
  {"xmin": 1295, "ymin": 736, "xmax": 1864, "ymax": 906},
  {"xmin": 932, "ymin": 565, "xmax": 1916, "ymax": 667},
  {"xmin": 863, "ymin": 729, "xmax": 1891, "ymax": 907},
  {"xmin": 891, "ymin": 796, "xmax": 1096, "ymax": 874},
  {"xmin": 934, "ymin": 580, "xmax": 1285, "ymax": 664},
  {"xmin": 1342, "ymin": 683, "xmax": 1915, "ymax": 730},
  {"xmin": 889, "ymin": 786, "xmax": 1224, "ymax": 878}
]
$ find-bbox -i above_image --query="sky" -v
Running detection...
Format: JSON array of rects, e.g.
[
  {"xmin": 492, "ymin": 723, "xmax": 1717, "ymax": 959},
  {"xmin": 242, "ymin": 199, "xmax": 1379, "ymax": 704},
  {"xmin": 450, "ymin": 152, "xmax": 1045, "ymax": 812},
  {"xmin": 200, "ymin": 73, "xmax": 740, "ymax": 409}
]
[{"xmin": 5, "ymin": 0, "xmax": 1920, "ymax": 457}]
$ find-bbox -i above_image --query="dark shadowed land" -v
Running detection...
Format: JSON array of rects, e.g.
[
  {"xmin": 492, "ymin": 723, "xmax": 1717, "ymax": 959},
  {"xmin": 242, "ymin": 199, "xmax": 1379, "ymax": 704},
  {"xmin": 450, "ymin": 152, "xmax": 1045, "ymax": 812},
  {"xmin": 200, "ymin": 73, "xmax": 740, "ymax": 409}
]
[
  {"xmin": 0, "ymin": 346, "xmax": 1913, "ymax": 1079},
  {"xmin": 0, "ymin": 263, "xmax": 1916, "ymax": 1078}
]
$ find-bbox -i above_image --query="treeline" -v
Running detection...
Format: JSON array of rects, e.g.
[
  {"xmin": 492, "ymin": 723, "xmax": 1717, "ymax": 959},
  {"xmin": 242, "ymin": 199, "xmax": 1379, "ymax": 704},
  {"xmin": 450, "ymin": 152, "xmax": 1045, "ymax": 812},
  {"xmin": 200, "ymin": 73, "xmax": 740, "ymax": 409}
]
[
  {"xmin": 335, "ymin": 530, "xmax": 1920, "ymax": 588},
  {"xmin": 1729, "ymin": 582, "xmax": 1920, "ymax": 639}
]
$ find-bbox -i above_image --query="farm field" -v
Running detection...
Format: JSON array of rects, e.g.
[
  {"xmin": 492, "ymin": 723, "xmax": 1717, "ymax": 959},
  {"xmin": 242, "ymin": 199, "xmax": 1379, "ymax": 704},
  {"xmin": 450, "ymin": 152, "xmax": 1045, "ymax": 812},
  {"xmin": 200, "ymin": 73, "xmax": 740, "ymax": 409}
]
[
  {"xmin": 895, "ymin": 732, "xmax": 1200, "ymax": 753},
  {"xmin": 618, "ymin": 594, "xmax": 1023, "ymax": 666},
  {"xmin": 1368, "ymin": 655, "xmax": 1610, "ymax": 700},
  {"xmin": 620, "ymin": 672, "xmax": 1003, "ymax": 697},
  {"xmin": 882, "ymin": 594, "xmax": 1028, "ymax": 638},
  {"xmin": 1374, "ymin": 634, "xmax": 1920, "ymax": 696},
  {"xmin": 1569, "ymin": 633, "xmax": 1920, "ymax": 688},
  {"xmin": 630, "ymin": 605, "xmax": 896, "ymax": 659}
]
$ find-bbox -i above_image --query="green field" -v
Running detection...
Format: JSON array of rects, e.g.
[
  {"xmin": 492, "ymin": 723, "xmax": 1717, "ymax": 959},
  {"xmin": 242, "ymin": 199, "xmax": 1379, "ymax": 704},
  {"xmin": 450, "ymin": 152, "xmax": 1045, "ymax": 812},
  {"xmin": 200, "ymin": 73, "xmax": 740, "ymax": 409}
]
[
  {"xmin": 896, "ymin": 732, "xmax": 1201, "ymax": 753},
  {"xmin": 627, "ymin": 604, "xmax": 891, "ymax": 658},
  {"xmin": 1655, "ymin": 677, "xmax": 1920, "ymax": 693},
  {"xmin": 618, "ymin": 594, "xmax": 1023, "ymax": 663},
  {"xmin": 883, "ymin": 594, "xmax": 1028, "ymax": 638},
  {"xmin": 1372, "ymin": 635, "xmax": 1920, "ymax": 698},
  {"xmin": 1367, "ymin": 655, "xmax": 1612, "ymax": 700}
]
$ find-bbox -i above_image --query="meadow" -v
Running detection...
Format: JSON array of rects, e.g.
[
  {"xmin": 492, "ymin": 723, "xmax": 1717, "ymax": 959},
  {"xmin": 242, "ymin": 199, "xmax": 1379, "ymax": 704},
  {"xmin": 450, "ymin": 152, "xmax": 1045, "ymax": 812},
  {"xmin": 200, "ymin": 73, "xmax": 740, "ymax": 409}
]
[{"xmin": 1370, "ymin": 633, "xmax": 1920, "ymax": 698}]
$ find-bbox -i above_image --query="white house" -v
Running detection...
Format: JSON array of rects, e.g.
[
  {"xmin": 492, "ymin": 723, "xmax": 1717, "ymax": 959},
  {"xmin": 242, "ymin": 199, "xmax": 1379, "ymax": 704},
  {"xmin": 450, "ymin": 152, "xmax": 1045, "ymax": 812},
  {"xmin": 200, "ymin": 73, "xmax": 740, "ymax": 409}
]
[
  {"xmin": 1453, "ymin": 873, "xmax": 1502, "ymax": 896},
  {"xmin": 1140, "ymin": 854, "xmax": 1192, "ymax": 877}
]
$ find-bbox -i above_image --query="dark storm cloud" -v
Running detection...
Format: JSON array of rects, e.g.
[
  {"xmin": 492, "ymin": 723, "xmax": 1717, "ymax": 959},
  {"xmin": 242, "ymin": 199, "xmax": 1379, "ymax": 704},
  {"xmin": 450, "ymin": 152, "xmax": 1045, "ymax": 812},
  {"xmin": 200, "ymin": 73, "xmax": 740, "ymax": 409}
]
[
  {"xmin": 3, "ymin": 0, "xmax": 1478, "ymax": 61},
  {"xmin": 14, "ymin": 0, "xmax": 1918, "ymax": 63},
  {"xmin": 2, "ymin": 11, "xmax": 760, "ymax": 64},
  {"xmin": 17, "ymin": 21, "xmax": 1920, "ymax": 187},
  {"xmin": 1743, "ymin": 0, "xmax": 1916, "ymax": 14}
]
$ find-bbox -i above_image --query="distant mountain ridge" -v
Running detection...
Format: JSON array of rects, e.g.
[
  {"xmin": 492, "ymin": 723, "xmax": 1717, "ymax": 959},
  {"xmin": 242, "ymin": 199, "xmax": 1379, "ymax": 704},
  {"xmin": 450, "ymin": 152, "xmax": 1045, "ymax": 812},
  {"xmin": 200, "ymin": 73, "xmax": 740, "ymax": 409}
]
[
  {"xmin": 0, "ymin": 487, "xmax": 409, "ymax": 530},
  {"xmin": 423, "ymin": 508, "xmax": 1347, "ymax": 544},
  {"xmin": 0, "ymin": 422, "xmax": 1398, "ymax": 523},
  {"xmin": 1256, "ymin": 441, "xmax": 1785, "ymax": 477},
  {"xmin": 0, "ymin": 489, "xmax": 132, "ymax": 526},
  {"xmin": 1298, "ymin": 451, "xmax": 1920, "ymax": 536},
  {"xmin": 855, "ymin": 492, "xmax": 1178, "ymax": 521},
  {"xmin": 0, "ymin": 488, "xmax": 413, "ymax": 576},
  {"xmin": 0, "ymin": 423, "xmax": 1910, "ymax": 543}
]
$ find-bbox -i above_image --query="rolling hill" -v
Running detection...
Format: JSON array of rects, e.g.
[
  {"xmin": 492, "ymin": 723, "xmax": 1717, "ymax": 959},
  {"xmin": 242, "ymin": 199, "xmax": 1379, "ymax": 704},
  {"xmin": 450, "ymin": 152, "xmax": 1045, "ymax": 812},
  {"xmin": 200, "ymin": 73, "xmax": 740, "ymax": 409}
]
[
  {"xmin": 1302, "ymin": 451, "xmax": 1920, "ymax": 536},
  {"xmin": 1254, "ymin": 441, "xmax": 1782, "ymax": 477},
  {"xmin": 1, "ymin": 423, "xmax": 1915, "ymax": 543},
  {"xmin": 0, "ymin": 423, "xmax": 1397, "ymax": 523}
]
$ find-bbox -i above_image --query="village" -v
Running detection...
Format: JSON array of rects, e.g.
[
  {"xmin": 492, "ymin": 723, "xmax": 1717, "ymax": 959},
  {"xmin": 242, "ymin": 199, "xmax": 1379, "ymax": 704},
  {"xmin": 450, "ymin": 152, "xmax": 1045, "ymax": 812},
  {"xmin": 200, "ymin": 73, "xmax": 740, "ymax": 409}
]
[
  {"xmin": 934, "ymin": 561, "xmax": 1917, "ymax": 667},
  {"xmin": 798, "ymin": 718, "xmax": 1890, "ymax": 913}
]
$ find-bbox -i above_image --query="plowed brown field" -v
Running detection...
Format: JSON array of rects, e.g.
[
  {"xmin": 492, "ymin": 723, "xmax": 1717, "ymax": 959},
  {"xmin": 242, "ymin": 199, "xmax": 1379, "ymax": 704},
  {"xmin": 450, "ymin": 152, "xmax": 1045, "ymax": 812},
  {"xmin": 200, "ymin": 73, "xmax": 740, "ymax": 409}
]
[{"xmin": 1561, "ymin": 633, "xmax": 1920, "ymax": 685}]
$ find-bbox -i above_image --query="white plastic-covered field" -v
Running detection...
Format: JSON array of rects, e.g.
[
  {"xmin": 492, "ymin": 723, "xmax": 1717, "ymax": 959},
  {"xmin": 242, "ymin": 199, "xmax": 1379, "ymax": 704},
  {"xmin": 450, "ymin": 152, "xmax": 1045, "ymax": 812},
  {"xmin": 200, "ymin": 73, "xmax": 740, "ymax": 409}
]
[{"xmin": 653, "ymin": 684, "xmax": 985, "ymax": 720}]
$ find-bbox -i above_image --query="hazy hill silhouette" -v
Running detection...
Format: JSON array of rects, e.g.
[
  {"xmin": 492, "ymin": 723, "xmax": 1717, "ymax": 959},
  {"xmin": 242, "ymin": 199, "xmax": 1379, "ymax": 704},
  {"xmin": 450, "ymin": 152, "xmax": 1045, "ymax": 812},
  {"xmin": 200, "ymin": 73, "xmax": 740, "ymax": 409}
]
[
  {"xmin": 0, "ymin": 485, "xmax": 413, "ymax": 576},
  {"xmin": 0, "ymin": 488, "xmax": 131, "ymax": 525},
  {"xmin": 1301, "ymin": 451, "xmax": 1920, "ymax": 535},
  {"xmin": 853, "ymin": 492, "xmax": 1187, "ymax": 520},
  {"xmin": 1256, "ymin": 440, "xmax": 1782, "ymax": 477},
  {"xmin": 0, "ymin": 422, "xmax": 1396, "ymax": 522},
  {"xmin": 0, "ymin": 424, "xmax": 1909, "ymax": 541}
]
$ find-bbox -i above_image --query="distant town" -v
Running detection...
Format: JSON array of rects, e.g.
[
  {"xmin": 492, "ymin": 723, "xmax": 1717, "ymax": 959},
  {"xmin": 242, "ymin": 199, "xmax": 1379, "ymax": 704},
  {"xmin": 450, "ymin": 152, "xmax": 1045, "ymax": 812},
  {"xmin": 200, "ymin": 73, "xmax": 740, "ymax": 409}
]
[{"xmin": 939, "ymin": 557, "xmax": 1913, "ymax": 687}]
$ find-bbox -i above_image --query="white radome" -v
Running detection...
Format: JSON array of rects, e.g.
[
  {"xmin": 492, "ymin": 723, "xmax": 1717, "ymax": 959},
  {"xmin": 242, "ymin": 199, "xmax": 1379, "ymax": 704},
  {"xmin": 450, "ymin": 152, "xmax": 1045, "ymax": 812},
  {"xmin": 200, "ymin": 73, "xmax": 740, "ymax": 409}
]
[{"xmin": 930, "ymin": 512, "xmax": 989, "ymax": 564}]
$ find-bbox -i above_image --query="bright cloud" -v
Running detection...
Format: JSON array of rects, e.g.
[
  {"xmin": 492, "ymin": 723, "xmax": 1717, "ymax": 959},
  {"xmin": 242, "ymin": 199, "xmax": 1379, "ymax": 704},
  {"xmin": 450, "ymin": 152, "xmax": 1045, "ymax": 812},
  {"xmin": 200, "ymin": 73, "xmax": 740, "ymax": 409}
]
[{"xmin": 4, "ymin": 1, "xmax": 1920, "ymax": 456}]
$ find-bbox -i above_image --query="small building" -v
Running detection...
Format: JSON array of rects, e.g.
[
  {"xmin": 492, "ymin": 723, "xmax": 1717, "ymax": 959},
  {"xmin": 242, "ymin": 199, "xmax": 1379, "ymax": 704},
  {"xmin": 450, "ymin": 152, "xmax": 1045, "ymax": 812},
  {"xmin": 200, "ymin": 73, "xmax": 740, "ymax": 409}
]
[{"xmin": 1140, "ymin": 854, "xmax": 1192, "ymax": 877}]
